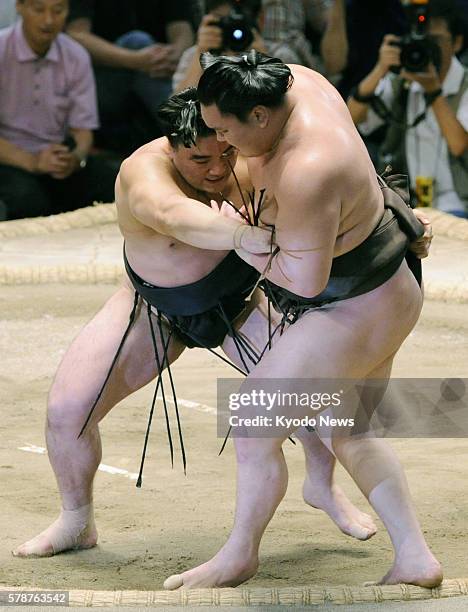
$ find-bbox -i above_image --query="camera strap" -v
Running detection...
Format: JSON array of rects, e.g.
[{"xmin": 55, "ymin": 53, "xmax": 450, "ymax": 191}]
[{"xmin": 369, "ymin": 83, "xmax": 428, "ymax": 130}]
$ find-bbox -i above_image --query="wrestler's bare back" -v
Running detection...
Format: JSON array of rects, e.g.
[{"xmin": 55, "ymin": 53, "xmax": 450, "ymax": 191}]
[
  {"xmin": 248, "ymin": 65, "xmax": 384, "ymax": 256},
  {"xmin": 115, "ymin": 138, "xmax": 251, "ymax": 287}
]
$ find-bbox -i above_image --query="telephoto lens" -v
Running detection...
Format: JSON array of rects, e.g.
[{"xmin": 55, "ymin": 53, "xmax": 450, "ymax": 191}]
[{"xmin": 218, "ymin": 8, "xmax": 254, "ymax": 52}]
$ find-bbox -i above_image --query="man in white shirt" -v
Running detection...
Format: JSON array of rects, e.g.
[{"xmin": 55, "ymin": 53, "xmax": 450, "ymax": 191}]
[{"xmin": 348, "ymin": 0, "xmax": 468, "ymax": 218}]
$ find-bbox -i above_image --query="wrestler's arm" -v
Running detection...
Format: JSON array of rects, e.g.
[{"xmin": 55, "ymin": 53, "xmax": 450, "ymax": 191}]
[
  {"xmin": 119, "ymin": 154, "xmax": 271, "ymax": 253},
  {"xmin": 237, "ymin": 161, "xmax": 341, "ymax": 298}
]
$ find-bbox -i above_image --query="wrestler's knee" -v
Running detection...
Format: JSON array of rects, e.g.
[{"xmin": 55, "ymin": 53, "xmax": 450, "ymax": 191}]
[
  {"xmin": 47, "ymin": 385, "xmax": 94, "ymax": 435},
  {"xmin": 234, "ymin": 436, "xmax": 283, "ymax": 464},
  {"xmin": 330, "ymin": 434, "xmax": 380, "ymax": 468}
]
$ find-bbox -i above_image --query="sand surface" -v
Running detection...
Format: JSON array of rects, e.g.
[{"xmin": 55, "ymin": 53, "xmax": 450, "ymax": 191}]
[{"xmin": 1, "ymin": 285, "xmax": 467, "ymax": 590}]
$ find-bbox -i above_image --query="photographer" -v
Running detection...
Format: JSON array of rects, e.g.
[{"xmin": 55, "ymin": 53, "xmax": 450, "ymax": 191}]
[
  {"xmin": 348, "ymin": 0, "xmax": 468, "ymax": 217},
  {"xmin": 173, "ymin": 0, "xmax": 267, "ymax": 93}
]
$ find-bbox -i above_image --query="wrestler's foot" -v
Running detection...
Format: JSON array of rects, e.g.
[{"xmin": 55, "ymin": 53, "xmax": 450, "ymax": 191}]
[
  {"xmin": 12, "ymin": 505, "xmax": 97, "ymax": 558},
  {"xmin": 303, "ymin": 478, "xmax": 377, "ymax": 541},
  {"xmin": 376, "ymin": 542, "xmax": 443, "ymax": 588},
  {"xmin": 163, "ymin": 544, "xmax": 259, "ymax": 590}
]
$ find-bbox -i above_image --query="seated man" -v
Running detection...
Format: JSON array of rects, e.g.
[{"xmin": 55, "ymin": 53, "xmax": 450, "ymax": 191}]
[
  {"xmin": 0, "ymin": 0, "xmax": 116, "ymax": 221},
  {"xmin": 262, "ymin": 0, "xmax": 329, "ymax": 71},
  {"xmin": 348, "ymin": 0, "xmax": 468, "ymax": 217},
  {"xmin": 66, "ymin": 0, "xmax": 194, "ymax": 152}
]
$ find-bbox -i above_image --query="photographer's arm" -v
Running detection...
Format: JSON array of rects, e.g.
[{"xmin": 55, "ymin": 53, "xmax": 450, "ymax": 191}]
[
  {"xmin": 173, "ymin": 15, "xmax": 220, "ymax": 92},
  {"xmin": 347, "ymin": 34, "xmax": 400, "ymax": 124},
  {"xmin": 174, "ymin": 47, "xmax": 204, "ymax": 92},
  {"xmin": 415, "ymin": 85, "xmax": 468, "ymax": 157},
  {"xmin": 428, "ymin": 92, "xmax": 468, "ymax": 157},
  {"xmin": 347, "ymin": 65, "xmax": 387, "ymax": 124},
  {"xmin": 399, "ymin": 62, "xmax": 467, "ymax": 157}
]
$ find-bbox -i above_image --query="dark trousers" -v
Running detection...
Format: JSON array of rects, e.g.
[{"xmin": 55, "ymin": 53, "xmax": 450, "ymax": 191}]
[
  {"xmin": 0, "ymin": 156, "xmax": 118, "ymax": 221},
  {"xmin": 94, "ymin": 31, "xmax": 173, "ymax": 153}
]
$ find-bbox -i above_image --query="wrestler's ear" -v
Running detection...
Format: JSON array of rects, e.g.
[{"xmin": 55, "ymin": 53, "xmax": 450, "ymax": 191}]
[
  {"xmin": 251, "ymin": 106, "xmax": 269, "ymax": 128},
  {"xmin": 167, "ymin": 142, "xmax": 177, "ymax": 160}
]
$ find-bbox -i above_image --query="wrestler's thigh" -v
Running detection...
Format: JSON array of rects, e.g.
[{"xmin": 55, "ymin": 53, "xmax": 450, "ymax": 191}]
[
  {"xmin": 48, "ymin": 285, "xmax": 185, "ymax": 422},
  {"xmin": 314, "ymin": 352, "xmax": 397, "ymax": 452},
  {"xmin": 251, "ymin": 263, "xmax": 421, "ymax": 381},
  {"xmin": 222, "ymin": 289, "xmax": 284, "ymax": 369}
]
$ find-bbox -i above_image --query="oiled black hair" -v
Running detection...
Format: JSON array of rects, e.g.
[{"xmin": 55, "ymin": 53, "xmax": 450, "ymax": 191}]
[
  {"xmin": 197, "ymin": 50, "xmax": 294, "ymax": 121},
  {"xmin": 156, "ymin": 87, "xmax": 215, "ymax": 148}
]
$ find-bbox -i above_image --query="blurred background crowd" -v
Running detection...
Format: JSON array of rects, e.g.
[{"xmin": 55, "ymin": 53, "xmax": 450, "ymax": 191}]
[{"xmin": 0, "ymin": 0, "xmax": 467, "ymax": 221}]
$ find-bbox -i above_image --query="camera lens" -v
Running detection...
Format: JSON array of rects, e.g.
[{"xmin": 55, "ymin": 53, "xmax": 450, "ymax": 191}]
[
  {"xmin": 219, "ymin": 10, "xmax": 254, "ymax": 52},
  {"xmin": 401, "ymin": 40, "xmax": 430, "ymax": 72}
]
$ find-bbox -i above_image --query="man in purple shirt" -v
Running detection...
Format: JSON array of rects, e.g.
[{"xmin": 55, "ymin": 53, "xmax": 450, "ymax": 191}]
[{"xmin": 0, "ymin": 0, "xmax": 116, "ymax": 220}]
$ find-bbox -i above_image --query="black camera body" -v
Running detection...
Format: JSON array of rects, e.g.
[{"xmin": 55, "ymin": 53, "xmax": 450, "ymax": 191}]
[
  {"xmin": 391, "ymin": 0, "xmax": 441, "ymax": 73},
  {"xmin": 217, "ymin": 8, "xmax": 254, "ymax": 53}
]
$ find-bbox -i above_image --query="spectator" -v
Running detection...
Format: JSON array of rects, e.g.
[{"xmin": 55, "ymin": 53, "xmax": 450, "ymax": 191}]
[
  {"xmin": 303, "ymin": 0, "xmax": 332, "ymax": 61},
  {"xmin": 303, "ymin": 0, "xmax": 330, "ymax": 33},
  {"xmin": 66, "ymin": 0, "xmax": 194, "ymax": 153},
  {"xmin": 262, "ymin": 0, "xmax": 330, "ymax": 70},
  {"xmin": 348, "ymin": 0, "xmax": 468, "ymax": 218},
  {"xmin": 0, "ymin": 0, "xmax": 116, "ymax": 221},
  {"xmin": 0, "ymin": 0, "xmax": 17, "ymax": 30},
  {"xmin": 173, "ymin": 0, "xmax": 267, "ymax": 93},
  {"xmin": 320, "ymin": 0, "xmax": 406, "ymax": 97}
]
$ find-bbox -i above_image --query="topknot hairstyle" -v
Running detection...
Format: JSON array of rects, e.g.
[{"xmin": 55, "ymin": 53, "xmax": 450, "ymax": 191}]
[
  {"xmin": 156, "ymin": 87, "xmax": 215, "ymax": 148},
  {"xmin": 197, "ymin": 50, "xmax": 294, "ymax": 121}
]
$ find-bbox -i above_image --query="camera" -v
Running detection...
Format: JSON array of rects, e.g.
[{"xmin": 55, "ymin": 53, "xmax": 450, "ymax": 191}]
[
  {"xmin": 391, "ymin": 0, "xmax": 441, "ymax": 73},
  {"xmin": 217, "ymin": 7, "xmax": 254, "ymax": 53}
]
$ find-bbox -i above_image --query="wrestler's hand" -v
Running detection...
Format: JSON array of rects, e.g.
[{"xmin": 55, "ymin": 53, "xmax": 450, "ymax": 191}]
[
  {"xmin": 409, "ymin": 209, "xmax": 433, "ymax": 258},
  {"xmin": 237, "ymin": 225, "xmax": 275, "ymax": 254},
  {"xmin": 210, "ymin": 199, "xmax": 248, "ymax": 222}
]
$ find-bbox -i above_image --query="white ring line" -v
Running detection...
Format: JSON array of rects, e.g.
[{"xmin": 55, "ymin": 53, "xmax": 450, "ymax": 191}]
[
  {"xmin": 18, "ymin": 444, "xmax": 139, "ymax": 481},
  {"xmin": 165, "ymin": 396, "xmax": 216, "ymax": 415},
  {"xmin": 17, "ymin": 398, "xmax": 217, "ymax": 480}
]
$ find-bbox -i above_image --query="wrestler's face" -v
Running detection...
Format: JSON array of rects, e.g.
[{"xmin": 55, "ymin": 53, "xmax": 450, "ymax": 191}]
[
  {"xmin": 170, "ymin": 136, "xmax": 239, "ymax": 194},
  {"xmin": 201, "ymin": 104, "xmax": 269, "ymax": 157}
]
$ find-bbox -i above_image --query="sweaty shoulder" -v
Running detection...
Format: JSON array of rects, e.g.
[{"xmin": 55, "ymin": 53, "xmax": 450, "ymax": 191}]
[
  {"xmin": 290, "ymin": 64, "xmax": 344, "ymax": 103},
  {"xmin": 120, "ymin": 144, "xmax": 169, "ymax": 183}
]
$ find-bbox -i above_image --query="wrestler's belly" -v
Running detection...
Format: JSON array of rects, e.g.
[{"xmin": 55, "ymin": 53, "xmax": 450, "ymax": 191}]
[{"xmin": 124, "ymin": 237, "xmax": 231, "ymax": 287}]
